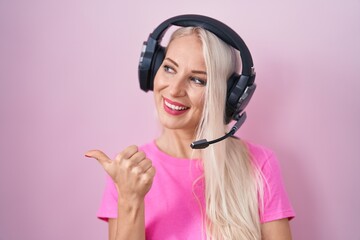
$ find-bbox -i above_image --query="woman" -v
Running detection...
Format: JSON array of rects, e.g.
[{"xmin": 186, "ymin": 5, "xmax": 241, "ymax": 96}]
[{"xmin": 86, "ymin": 16, "xmax": 295, "ymax": 240}]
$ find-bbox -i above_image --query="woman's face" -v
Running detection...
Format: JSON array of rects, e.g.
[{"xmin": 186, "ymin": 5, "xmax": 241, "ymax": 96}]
[{"xmin": 153, "ymin": 34, "xmax": 207, "ymax": 133}]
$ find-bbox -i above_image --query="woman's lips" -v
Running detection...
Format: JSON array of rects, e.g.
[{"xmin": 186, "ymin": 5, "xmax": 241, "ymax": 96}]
[{"xmin": 163, "ymin": 97, "xmax": 189, "ymax": 115}]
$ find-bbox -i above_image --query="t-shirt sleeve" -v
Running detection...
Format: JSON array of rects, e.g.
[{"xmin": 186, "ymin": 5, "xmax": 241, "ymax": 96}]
[
  {"xmin": 247, "ymin": 142, "xmax": 295, "ymax": 223},
  {"xmin": 253, "ymin": 147, "xmax": 296, "ymax": 223},
  {"xmin": 96, "ymin": 174, "xmax": 118, "ymax": 221}
]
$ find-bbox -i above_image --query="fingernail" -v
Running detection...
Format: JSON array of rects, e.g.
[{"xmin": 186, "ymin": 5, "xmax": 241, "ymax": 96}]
[{"xmin": 85, "ymin": 154, "xmax": 91, "ymax": 158}]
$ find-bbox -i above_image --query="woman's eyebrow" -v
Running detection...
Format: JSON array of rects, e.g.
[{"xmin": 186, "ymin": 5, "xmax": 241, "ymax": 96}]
[
  {"xmin": 192, "ymin": 70, "xmax": 207, "ymax": 75},
  {"xmin": 165, "ymin": 57, "xmax": 207, "ymax": 75},
  {"xmin": 164, "ymin": 57, "xmax": 178, "ymax": 67}
]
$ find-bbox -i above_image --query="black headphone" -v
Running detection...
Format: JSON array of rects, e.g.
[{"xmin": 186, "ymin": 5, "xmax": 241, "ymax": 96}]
[{"xmin": 138, "ymin": 14, "xmax": 256, "ymax": 124}]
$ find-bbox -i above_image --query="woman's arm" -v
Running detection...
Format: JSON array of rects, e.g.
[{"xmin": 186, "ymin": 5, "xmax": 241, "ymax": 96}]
[
  {"xmin": 108, "ymin": 199, "xmax": 145, "ymax": 240},
  {"xmin": 108, "ymin": 218, "xmax": 117, "ymax": 240},
  {"xmin": 261, "ymin": 218, "xmax": 292, "ymax": 240},
  {"xmin": 86, "ymin": 145, "xmax": 155, "ymax": 240}
]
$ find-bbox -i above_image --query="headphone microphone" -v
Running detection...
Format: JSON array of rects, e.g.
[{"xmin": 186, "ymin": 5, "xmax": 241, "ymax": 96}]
[
  {"xmin": 190, "ymin": 112, "xmax": 247, "ymax": 149},
  {"xmin": 138, "ymin": 14, "xmax": 257, "ymax": 149}
]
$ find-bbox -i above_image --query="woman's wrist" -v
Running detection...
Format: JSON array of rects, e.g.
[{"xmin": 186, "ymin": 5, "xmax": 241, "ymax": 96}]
[{"xmin": 117, "ymin": 197, "xmax": 145, "ymax": 224}]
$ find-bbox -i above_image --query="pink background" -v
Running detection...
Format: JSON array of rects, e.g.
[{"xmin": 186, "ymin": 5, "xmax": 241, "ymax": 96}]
[{"xmin": 1, "ymin": 0, "xmax": 359, "ymax": 239}]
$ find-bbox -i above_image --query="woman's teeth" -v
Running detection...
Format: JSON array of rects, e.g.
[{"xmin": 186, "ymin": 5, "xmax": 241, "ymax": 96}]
[{"xmin": 165, "ymin": 100, "xmax": 188, "ymax": 111}]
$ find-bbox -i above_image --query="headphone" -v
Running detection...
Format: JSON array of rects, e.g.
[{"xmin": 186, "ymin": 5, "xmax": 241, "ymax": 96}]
[{"xmin": 138, "ymin": 14, "xmax": 256, "ymax": 124}]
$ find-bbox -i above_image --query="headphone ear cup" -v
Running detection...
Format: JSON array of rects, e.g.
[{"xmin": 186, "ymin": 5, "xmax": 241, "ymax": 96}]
[
  {"xmin": 225, "ymin": 73, "xmax": 241, "ymax": 123},
  {"xmin": 148, "ymin": 46, "xmax": 165, "ymax": 91},
  {"xmin": 225, "ymin": 74, "xmax": 254, "ymax": 124}
]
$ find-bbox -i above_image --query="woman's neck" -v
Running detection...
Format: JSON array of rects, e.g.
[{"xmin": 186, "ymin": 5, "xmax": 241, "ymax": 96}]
[{"xmin": 155, "ymin": 129, "xmax": 200, "ymax": 159}]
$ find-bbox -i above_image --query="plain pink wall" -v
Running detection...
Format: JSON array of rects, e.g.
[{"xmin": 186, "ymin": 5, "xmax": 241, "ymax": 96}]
[{"xmin": 1, "ymin": 0, "xmax": 359, "ymax": 239}]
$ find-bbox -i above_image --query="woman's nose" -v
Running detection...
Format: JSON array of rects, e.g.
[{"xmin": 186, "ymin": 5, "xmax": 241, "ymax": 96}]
[{"xmin": 169, "ymin": 76, "xmax": 187, "ymax": 97}]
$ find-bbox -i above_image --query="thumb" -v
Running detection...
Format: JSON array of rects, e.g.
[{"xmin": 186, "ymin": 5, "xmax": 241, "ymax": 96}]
[{"xmin": 85, "ymin": 150, "xmax": 112, "ymax": 167}]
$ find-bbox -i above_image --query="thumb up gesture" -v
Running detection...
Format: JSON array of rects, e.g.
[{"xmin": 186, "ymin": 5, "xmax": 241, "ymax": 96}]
[{"xmin": 85, "ymin": 145, "xmax": 156, "ymax": 201}]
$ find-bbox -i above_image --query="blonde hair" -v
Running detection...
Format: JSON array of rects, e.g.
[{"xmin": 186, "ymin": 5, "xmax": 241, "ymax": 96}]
[{"xmin": 169, "ymin": 27, "xmax": 264, "ymax": 240}]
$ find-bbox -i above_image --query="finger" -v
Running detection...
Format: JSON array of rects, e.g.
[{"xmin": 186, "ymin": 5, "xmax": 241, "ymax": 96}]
[
  {"xmin": 85, "ymin": 150, "xmax": 112, "ymax": 167},
  {"xmin": 128, "ymin": 151, "xmax": 146, "ymax": 164},
  {"xmin": 138, "ymin": 159, "xmax": 152, "ymax": 172},
  {"xmin": 141, "ymin": 166, "xmax": 156, "ymax": 184},
  {"xmin": 115, "ymin": 145, "xmax": 138, "ymax": 160},
  {"xmin": 145, "ymin": 166, "xmax": 156, "ymax": 178},
  {"xmin": 131, "ymin": 165, "xmax": 144, "ymax": 175}
]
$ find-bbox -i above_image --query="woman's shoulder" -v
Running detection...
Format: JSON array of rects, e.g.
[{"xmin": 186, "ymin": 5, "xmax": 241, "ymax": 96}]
[
  {"xmin": 137, "ymin": 140, "xmax": 174, "ymax": 160},
  {"xmin": 138, "ymin": 141, "xmax": 157, "ymax": 154},
  {"xmin": 242, "ymin": 139, "xmax": 279, "ymax": 170},
  {"xmin": 242, "ymin": 140, "xmax": 274, "ymax": 159}
]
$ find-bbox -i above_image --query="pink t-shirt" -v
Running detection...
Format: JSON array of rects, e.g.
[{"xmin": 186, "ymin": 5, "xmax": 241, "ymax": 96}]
[{"xmin": 97, "ymin": 141, "xmax": 295, "ymax": 239}]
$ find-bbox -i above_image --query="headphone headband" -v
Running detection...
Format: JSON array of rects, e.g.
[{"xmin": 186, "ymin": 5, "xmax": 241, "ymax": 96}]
[{"xmin": 149, "ymin": 14, "xmax": 255, "ymax": 78}]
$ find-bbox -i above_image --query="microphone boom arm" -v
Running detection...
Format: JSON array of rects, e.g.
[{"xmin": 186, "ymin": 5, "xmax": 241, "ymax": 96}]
[{"xmin": 190, "ymin": 112, "xmax": 247, "ymax": 149}]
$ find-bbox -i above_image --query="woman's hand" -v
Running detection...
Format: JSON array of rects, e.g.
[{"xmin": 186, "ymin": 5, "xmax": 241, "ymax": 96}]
[
  {"xmin": 86, "ymin": 145, "xmax": 154, "ymax": 240},
  {"xmin": 85, "ymin": 145, "xmax": 156, "ymax": 201}
]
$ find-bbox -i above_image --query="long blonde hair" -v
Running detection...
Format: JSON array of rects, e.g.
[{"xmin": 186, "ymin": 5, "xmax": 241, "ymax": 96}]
[{"xmin": 169, "ymin": 27, "xmax": 264, "ymax": 240}]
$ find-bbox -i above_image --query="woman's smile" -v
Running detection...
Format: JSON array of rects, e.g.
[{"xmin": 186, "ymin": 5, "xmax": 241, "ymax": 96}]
[{"xmin": 163, "ymin": 97, "xmax": 190, "ymax": 115}]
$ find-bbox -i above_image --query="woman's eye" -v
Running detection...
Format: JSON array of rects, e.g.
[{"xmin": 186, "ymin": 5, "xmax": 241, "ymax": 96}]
[
  {"xmin": 190, "ymin": 77, "xmax": 207, "ymax": 86},
  {"xmin": 163, "ymin": 65, "xmax": 175, "ymax": 74}
]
